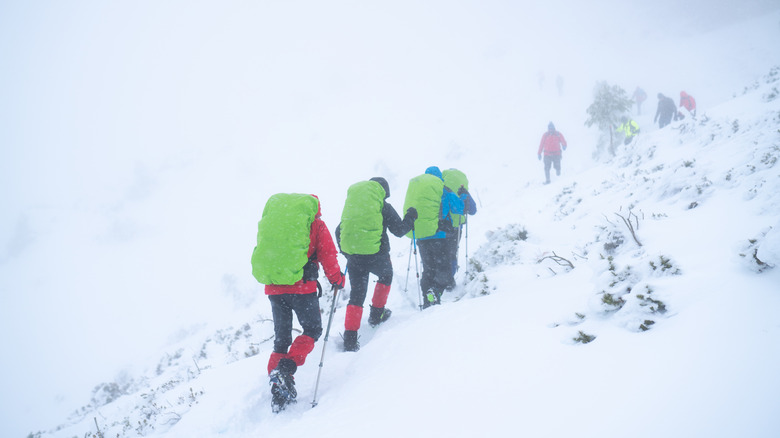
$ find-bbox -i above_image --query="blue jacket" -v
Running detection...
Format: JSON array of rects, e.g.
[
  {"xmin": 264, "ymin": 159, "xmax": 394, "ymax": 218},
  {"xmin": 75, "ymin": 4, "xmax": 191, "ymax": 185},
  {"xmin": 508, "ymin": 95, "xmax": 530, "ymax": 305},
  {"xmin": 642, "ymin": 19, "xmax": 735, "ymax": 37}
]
[{"xmin": 419, "ymin": 166, "xmax": 469, "ymax": 240}]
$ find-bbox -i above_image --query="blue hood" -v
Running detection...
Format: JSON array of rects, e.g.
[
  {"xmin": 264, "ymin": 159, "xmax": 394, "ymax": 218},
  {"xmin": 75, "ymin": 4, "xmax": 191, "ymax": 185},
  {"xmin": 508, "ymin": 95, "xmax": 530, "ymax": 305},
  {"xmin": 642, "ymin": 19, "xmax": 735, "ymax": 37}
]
[{"xmin": 425, "ymin": 166, "xmax": 443, "ymax": 180}]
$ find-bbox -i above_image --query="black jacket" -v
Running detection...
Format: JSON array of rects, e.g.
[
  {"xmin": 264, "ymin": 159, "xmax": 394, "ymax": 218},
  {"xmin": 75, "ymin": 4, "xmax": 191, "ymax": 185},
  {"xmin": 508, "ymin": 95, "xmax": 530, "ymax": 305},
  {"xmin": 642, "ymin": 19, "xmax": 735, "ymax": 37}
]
[
  {"xmin": 336, "ymin": 201, "xmax": 415, "ymax": 256},
  {"xmin": 654, "ymin": 96, "xmax": 677, "ymax": 122}
]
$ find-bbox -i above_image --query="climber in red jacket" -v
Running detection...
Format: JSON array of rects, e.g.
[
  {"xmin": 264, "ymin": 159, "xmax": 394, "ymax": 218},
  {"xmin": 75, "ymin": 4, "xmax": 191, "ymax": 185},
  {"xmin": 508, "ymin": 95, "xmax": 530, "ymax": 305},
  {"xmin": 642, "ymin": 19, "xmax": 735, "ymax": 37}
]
[{"xmin": 537, "ymin": 122, "xmax": 568, "ymax": 184}]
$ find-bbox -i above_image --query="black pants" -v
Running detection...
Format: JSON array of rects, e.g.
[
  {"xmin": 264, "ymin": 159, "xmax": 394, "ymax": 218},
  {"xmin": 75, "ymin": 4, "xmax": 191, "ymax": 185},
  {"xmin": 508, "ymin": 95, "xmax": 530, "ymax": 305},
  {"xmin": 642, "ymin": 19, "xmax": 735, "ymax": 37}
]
[
  {"xmin": 418, "ymin": 238, "xmax": 451, "ymax": 297},
  {"xmin": 268, "ymin": 293, "xmax": 322, "ymax": 354},
  {"xmin": 345, "ymin": 252, "xmax": 393, "ymax": 307},
  {"xmin": 543, "ymin": 155, "xmax": 561, "ymax": 183},
  {"xmin": 443, "ymin": 229, "xmax": 461, "ymax": 288}
]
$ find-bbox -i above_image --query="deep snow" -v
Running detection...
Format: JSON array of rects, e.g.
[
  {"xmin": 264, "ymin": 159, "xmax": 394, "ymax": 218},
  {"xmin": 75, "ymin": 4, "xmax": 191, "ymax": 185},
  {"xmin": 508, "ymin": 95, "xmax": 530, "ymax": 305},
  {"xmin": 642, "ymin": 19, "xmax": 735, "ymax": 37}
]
[{"xmin": 1, "ymin": 1, "xmax": 779, "ymax": 437}]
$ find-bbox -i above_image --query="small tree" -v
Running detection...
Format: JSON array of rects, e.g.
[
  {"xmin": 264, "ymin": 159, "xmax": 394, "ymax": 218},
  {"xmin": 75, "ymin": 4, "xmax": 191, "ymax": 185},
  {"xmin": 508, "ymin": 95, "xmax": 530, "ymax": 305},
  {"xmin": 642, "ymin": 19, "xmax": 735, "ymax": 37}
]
[{"xmin": 585, "ymin": 81, "xmax": 633, "ymax": 158}]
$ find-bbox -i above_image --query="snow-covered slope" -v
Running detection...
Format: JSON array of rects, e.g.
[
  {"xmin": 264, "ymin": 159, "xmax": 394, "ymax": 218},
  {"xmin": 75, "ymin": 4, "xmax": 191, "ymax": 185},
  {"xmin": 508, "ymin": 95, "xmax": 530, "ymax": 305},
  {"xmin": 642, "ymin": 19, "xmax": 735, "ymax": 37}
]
[{"xmin": 29, "ymin": 64, "xmax": 780, "ymax": 438}]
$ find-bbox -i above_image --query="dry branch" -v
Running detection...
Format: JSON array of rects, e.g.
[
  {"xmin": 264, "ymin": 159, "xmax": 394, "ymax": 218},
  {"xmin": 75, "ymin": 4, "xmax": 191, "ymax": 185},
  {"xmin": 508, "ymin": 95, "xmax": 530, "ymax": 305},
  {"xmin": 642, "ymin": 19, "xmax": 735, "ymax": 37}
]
[
  {"xmin": 538, "ymin": 252, "xmax": 575, "ymax": 269},
  {"xmin": 615, "ymin": 211, "xmax": 642, "ymax": 246}
]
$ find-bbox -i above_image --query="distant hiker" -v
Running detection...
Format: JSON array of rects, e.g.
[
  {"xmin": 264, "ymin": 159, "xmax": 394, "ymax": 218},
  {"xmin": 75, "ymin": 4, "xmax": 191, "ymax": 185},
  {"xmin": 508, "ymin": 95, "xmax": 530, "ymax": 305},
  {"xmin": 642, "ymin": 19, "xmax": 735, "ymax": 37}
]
[
  {"xmin": 654, "ymin": 93, "xmax": 677, "ymax": 129},
  {"xmin": 616, "ymin": 116, "xmax": 640, "ymax": 145},
  {"xmin": 441, "ymin": 169, "xmax": 477, "ymax": 290},
  {"xmin": 335, "ymin": 177, "xmax": 417, "ymax": 352},
  {"xmin": 680, "ymin": 91, "xmax": 697, "ymax": 118},
  {"xmin": 251, "ymin": 193, "xmax": 345, "ymax": 412},
  {"xmin": 403, "ymin": 166, "xmax": 470, "ymax": 308},
  {"xmin": 537, "ymin": 122, "xmax": 568, "ymax": 184},
  {"xmin": 633, "ymin": 87, "xmax": 647, "ymax": 115}
]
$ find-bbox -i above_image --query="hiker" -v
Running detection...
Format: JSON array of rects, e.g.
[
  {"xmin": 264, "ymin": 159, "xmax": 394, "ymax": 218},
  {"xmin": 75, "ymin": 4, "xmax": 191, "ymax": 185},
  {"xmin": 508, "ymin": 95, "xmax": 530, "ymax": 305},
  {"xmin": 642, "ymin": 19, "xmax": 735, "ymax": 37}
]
[
  {"xmin": 441, "ymin": 169, "xmax": 477, "ymax": 290},
  {"xmin": 654, "ymin": 93, "xmax": 677, "ymax": 128},
  {"xmin": 537, "ymin": 122, "xmax": 568, "ymax": 184},
  {"xmin": 335, "ymin": 177, "xmax": 417, "ymax": 352},
  {"xmin": 616, "ymin": 116, "xmax": 640, "ymax": 145},
  {"xmin": 680, "ymin": 91, "xmax": 697, "ymax": 118},
  {"xmin": 250, "ymin": 193, "xmax": 346, "ymax": 412},
  {"xmin": 403, "ymin": 166, "xmax": 470, "ymax": 308},
  {"xmin": 633, "ymin": 87, "xmax": 647, "ymax": 115}
]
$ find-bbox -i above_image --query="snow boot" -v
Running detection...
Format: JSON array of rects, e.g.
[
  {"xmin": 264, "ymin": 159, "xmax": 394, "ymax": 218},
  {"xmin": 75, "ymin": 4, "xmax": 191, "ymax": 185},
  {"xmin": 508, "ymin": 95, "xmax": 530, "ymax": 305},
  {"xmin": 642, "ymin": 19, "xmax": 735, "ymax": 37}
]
[
  {"xmin": 343, "ymin": 330, "xmax": 360, "ymax": 352},
  {"xmin": 367, "ymin": 306, "xmax": 392, "ymax": 327},
  {"xmin": 422, "ymin": 289, "xmax": 441, "ymax": 309},
  {"xmin": 422, "ymin": 290, "xmax": 435, "ymax": 309},
  {"xmin": 269, "ymin": 358, "xmax": 297, "ymax": 413}
]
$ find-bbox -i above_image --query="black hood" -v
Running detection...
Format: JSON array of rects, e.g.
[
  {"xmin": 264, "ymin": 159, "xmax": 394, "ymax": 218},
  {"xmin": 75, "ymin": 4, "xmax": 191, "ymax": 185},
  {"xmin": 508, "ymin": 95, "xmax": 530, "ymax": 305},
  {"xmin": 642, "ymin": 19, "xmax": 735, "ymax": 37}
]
[{"xmin": 369, "ymin": 177, "xmax": 390, "ymax": 199}]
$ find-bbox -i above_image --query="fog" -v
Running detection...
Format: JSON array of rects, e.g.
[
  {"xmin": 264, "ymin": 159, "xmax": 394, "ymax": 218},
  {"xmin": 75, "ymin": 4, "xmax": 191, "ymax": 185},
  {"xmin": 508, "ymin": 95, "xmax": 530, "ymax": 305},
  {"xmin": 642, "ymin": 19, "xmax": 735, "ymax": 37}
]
[{"xmin": 1, "ymin": 0, "xmax": 777, "ymax": 436}]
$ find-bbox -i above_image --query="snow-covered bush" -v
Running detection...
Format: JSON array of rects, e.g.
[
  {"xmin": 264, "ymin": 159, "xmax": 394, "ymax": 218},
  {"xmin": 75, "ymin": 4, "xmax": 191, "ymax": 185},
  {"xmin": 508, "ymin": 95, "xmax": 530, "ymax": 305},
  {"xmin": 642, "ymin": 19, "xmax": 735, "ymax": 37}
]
[
  {"xmin": 472, "ymin": 223, "xmax": 528, "ymax": 266},
  {"xmin": 573, "ymin": 331, "xmax": 596, "ymax": 344},
  {"xmin": 739, "ymin": 225, "xmax": 778, "ymax": 272},
  {"xmin": 648, "ymin": 255, "xmax": 682, "ymax": 276},
  {"xmin": 41, "ymin": 317, "xmax": 276, "ymax": 438}
]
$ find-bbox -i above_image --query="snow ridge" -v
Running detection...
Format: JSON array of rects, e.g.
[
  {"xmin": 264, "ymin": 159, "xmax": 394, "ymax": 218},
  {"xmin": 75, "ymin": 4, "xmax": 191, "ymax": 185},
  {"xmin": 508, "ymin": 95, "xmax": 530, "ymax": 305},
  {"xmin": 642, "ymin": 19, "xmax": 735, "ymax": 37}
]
[{"xmin": 31, "ymin": 67, "xmax": 780, "ymax": 438}]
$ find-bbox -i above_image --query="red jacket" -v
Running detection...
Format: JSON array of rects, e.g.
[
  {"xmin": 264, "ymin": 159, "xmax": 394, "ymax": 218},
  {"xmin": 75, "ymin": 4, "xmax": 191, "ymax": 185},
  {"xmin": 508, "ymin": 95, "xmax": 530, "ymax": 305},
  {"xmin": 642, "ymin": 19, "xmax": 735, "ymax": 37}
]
[
  {"xmin": 538, "ymin": 131, "xmax": 567, "ymax": 156},
  {"xmin": 680, "ymin": 92, "xmax": 696, "ymax": 111},
  {"xmin": 265, "ymin": 217, "xmax": 343, "ymax": 295}
]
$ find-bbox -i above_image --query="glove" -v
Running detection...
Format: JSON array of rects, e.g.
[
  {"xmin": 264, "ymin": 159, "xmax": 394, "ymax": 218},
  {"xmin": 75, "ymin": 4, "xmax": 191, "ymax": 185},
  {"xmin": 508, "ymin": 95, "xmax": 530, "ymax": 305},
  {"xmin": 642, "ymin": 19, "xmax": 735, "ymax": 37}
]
[
  {"xmin": 331, "ymin": 272, "xmax": 346, "ymax": 291},
  {"xmin": 405, "ymin": 207, "xmax": 418, "ymax": 222},
  {"xmin": 457, "ymin": 186, "xmax": 468, "ymax": 196},
  {"xmin": 563, "ymin": 145, "xmax": 567, "ymax": 151},
  {"xmin": 538, "ymin": 154, "xmax": 542, "ymax": 161}
]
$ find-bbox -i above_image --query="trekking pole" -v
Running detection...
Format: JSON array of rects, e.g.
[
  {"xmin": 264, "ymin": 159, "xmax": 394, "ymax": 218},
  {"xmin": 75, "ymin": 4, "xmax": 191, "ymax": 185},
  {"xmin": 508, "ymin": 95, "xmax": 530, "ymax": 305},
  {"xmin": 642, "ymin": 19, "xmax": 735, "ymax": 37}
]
[
  {"xmin": 456, "ymin": 218, "xmax": 463, "ymax": 268},
  {"xmin": 404, "ymin": 236, "xmax": 413, "ymax": 293},
  {"xmin": 464, "ymin": 208, "xmax": 469, "ymax": 282},
  {"xmin": 412, "ymin": 227, "xmax": 423, "ymax": 310},
  {"xmin": 311, "ymin": 267, "xmax": 347, "ymax": 408},
  {"xmin": 463, "ymin": 189, "xmax": 478, "ymax": 285}
]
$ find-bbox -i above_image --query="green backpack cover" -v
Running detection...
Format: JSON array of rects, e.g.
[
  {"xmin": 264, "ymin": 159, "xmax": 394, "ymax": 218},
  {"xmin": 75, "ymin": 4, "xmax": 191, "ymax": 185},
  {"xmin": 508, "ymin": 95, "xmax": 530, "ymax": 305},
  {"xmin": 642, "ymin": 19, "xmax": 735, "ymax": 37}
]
[
  {"xmin": 403, "ymin": 174, "xmax": 444, "ymax": 239},
  {"xmin": 251, "ymin": 193, "xmax": 319, "ymax": 285},
  {"xmin": 339, "ymin": 180, "xmax": 386, "ymax": 255},
  {"xmin": 442, "ymin": 168, "xmax": 469, "ymax": 227}
]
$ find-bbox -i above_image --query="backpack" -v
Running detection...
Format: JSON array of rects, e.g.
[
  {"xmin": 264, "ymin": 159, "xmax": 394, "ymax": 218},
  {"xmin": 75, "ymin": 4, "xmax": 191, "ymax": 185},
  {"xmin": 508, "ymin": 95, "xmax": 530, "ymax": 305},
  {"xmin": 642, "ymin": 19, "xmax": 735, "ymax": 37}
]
[
  {"xmin": 339, "ymin": 180, "xmax": 386, "ymax": 255},
  {"xmin": 442, "ymin": 169, "xmax": 469, "ymax": 227},
  {"xmin": 402, "ymin": 173, "xmax": 444, "ymax": 239},
  {"xmin": 251, "ymin": 193, "xmax": 319, "ymax": 285}
]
